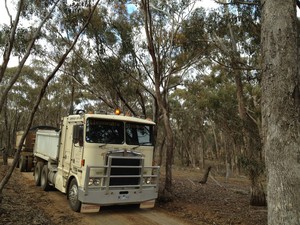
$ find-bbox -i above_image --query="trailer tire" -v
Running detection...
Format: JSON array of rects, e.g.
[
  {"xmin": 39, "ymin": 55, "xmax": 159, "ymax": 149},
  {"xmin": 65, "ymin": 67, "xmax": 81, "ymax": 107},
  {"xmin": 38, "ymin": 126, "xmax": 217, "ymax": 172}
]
[
  {"xmin": 41, "ymin": 165, "xmax": 50, "ymax": 191},
  {"xmin": 19, "ymin": 156, "xmax": 26, "ymax": 172},
  {"xmin": 27, "ymin": 157, "xmax": 33, "ymax": 172},
  {"xmin": 16, "ymin": 158, "xmax": 20, "ymax": 168},
  {"xmin": 34, "ymin": 162, "xmax": 43, "ymax": 186},
  {"xmin": 68, "ymin": 178, "xmax": 81, "ymax": 212}
]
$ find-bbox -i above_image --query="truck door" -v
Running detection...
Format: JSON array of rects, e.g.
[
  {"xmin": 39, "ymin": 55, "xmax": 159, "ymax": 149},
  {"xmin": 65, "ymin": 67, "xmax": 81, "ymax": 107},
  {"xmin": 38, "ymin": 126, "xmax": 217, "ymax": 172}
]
[
  {"xmin": 71, "ymin": 125, "xmax": 84, "ymax": 169},
  {"xmin": 61, "ymin": 123, "xmax": 73, "ymax": 174}
]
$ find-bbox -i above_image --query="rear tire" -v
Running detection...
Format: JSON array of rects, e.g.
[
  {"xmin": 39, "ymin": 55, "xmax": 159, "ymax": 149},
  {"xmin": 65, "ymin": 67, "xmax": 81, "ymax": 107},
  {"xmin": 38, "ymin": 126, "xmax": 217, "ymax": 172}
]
[
  {"xmin": 27, "ymin": 157, "xmax": 33, "ymax": 172},
  {"xmin": 19, "ymin": 156, "xmax": 26, "ymax": 172},
  {"xmin": 68, "ymin": 178, "xmax": 81, "ymax": 212},
  {"xmin": 34, "ymin": 162, "xmax": 43, "ymax": 186},
  {"xmin": 41, "ymin": 165, "xmax": 50, "ymax": 191}
]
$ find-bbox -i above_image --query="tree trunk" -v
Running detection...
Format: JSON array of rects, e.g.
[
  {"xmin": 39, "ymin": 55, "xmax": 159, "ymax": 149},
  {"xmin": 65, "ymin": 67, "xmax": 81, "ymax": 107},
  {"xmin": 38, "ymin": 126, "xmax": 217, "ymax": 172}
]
[
  {"xmin": 224, "ymin": 3, "xmax": 266, "ymax": 205},
  {"xmin": 250, "ymin": 183, "xmax": 266, "ymax": 207},
  {"xmin": 199, "ymin": 166, "xmax": 212, "ymax": 184},
  {"xmin": 199, "ymin": 132, "xmax": 205, "ymax": 169},
  {"xmin": 141, "ymin": 0, "xmax": 174, "ymax": 195},
  {"xmin": 261, "ymin": 0, "xmax": 300, "ymax": 224},
  {"xmin": 160, "ymin": 106, "xmax": 174, "ymax": 193}
]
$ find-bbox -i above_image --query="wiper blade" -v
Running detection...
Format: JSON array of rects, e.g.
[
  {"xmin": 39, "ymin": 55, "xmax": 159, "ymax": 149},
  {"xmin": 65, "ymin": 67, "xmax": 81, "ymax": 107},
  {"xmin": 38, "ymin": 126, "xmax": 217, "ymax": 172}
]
[
  {"xmin": 131, "ymin": 145, "xmax": 140, "ymax": 150},
  {"xmin": 131, "ymin": 142, "xmax": 152, "ymax": 150}
]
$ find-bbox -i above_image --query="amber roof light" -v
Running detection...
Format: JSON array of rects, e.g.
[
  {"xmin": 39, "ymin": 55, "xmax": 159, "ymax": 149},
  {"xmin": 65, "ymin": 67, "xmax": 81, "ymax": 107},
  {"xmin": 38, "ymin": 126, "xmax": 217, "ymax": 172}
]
[{"xmin": 114, "ymin": 108, "xmax": 121, "ymax": 115}]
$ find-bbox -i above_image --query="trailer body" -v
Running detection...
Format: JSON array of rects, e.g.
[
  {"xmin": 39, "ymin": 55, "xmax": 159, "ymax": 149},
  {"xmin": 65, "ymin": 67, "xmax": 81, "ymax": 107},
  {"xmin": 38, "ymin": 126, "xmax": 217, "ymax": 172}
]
[{"xmin": 15, "ymin": 126, "xmax": 57, "ymax": 172}]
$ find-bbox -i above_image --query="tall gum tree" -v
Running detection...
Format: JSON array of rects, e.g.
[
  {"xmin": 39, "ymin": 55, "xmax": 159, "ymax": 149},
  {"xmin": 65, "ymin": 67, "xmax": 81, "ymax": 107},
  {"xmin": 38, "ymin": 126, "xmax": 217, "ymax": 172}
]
[
  {"xmin": 226, "ymin": 4, "xmax": 265, "ymax": 206},
  {"xmin": 140, "ymin": 0, "xmax": 175, "ymax": 195},
  {"xmin": 209, "ymin": 0, "xmax": 265, "ymax": 205},
  {"xmin": 0, "ymin": 0, "xmax": 100, "ymax": 202},
  {"xmin": 261, "ymin": 0, "xmax": 300, "ymax": 224},
  {"xmin": 139, "ymin": 0, "xmax": 206, "ymax": 195}
]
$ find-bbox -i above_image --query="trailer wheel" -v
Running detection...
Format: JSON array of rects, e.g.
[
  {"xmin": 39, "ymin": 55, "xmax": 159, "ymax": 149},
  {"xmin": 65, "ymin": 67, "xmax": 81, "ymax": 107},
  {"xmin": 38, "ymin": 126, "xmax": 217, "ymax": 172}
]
[
  {"xmin": 34, "ymin": 162, "xmax": 43, "ymax": 186},
  {"xmin": 16, "ymin": 158, "xmax": 20, "ymax": 168},
  {"xmin": 27, "ymin": 157, "xmax": 33, "ymax": 172},
  {"xmin": 19, "ymin": 156, "xmax": 26, "ymax": 172},
  {"xmin": 41, "ymin": 165, "xmax": 50, "ymax": 191},
  {"xmin": 68, "ymin": 178, "xmax": 81, "ymax": 212}
]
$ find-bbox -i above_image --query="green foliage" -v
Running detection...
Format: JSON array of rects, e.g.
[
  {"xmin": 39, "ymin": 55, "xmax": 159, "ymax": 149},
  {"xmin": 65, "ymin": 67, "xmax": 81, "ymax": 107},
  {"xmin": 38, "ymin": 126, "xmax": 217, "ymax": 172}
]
[{"xmin": 3, "ymin": 66, "xmax": 40, "ymax": 108}]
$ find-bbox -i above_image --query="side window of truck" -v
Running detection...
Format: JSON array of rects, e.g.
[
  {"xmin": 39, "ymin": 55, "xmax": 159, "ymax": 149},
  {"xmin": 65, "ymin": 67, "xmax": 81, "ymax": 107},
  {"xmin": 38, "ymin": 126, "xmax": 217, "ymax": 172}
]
[{"xmin": 73, "ymin": 125, "xmax": 84, "ymax": 147}]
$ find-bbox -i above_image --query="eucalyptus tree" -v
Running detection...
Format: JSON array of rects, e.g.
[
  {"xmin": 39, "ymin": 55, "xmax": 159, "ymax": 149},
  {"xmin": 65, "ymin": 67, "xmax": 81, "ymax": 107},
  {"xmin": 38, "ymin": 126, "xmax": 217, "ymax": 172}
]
[
  {"xmin": 139, "ymin": 0, "xmax": 208, "ymax": 194},
  {"xmin": 0, "ymin": 0, "xmax": 101, "ymax": 200},
  {"xmin": 201, "ymin": 0, "xmax": 265, "ymax": 206},
  {"xmin": 0, "ymin": 66, "xmax": 42, "ymax": 147},
  {"xmin": 0, "ymin": 0, "xmax": 62, "ymax": 114},
  {"xmin": 50, "ymin": 2, "xmax": 151, "ymax": 117},
  {"xmin": 262, "ymin": 1, "xmax": 300, "ymax": 223},
  {"xmin": 172, "ymin": 70, "xmax": 242, "ymax": 170},
  {"xmin": 0, "ymin": 0, "xmax": 61, "ymax": 166}
]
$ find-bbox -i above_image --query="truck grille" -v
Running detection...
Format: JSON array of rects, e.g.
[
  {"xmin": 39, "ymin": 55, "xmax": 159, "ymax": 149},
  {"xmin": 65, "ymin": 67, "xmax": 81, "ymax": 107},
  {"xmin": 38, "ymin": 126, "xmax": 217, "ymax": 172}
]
[
  {"xmin": 109, "ymin": 157, "xmax": 141, "ymax": 186},
  {"xmin": 83, "ymin": 152, "xmax": 160, "ymax": 194}
]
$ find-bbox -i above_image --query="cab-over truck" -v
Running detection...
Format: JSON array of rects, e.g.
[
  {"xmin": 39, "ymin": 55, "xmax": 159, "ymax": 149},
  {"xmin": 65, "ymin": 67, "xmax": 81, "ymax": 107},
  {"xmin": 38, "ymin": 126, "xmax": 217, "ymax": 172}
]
[{"xmin": 33, "ymin": 111, "xmax": 160, "ymax": 212}]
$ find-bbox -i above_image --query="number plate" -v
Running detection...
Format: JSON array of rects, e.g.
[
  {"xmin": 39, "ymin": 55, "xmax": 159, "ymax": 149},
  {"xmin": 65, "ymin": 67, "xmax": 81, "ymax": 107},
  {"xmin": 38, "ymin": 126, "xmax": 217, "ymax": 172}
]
[{"xmin": 118, "ymin": 194, "xmax": 129, "ymax": 200}]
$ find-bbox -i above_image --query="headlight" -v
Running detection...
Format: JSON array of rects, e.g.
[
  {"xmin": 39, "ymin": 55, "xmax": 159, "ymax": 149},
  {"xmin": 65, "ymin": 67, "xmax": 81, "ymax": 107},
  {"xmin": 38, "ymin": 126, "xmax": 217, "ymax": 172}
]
[
  {"xmin": 93, "ymin": 178, "xmax": 101, "ymax": 186},
  {"xmin": 143, "ymin": 177, "xmax": 151, "ymax": 184},
  {"xmin": 88, "ymin": 178, "xmax": 101, "ymax": 186}
]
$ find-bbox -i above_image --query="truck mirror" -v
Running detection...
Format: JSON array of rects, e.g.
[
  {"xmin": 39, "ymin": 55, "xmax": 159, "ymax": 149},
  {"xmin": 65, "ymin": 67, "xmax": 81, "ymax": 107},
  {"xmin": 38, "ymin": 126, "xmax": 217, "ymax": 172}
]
[{"xmin": 73, "ymin": 125, "xmax": 83, "ymax": 146}]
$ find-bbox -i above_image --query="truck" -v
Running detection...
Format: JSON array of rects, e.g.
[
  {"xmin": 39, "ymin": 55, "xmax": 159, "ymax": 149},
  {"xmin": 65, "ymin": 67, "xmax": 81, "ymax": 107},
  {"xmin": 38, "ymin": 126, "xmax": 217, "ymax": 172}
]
[
  {"xmin": 15, "ymin": 126, "xmax": 57, "ymax": 172},
  {"xmin": 32, "ymin": 111, "xmax": 160, "ymax": 213}
]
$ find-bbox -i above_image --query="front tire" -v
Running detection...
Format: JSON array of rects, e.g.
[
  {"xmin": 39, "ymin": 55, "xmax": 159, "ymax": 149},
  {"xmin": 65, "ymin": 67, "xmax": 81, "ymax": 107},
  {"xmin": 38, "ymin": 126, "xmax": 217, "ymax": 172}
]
[
  {"xmin": 68, "ymin": 178, "xmax": 81, "ymax": 212},
  {"xmin": 34, "ymin": 162, "xmax": 43, "ymax": 186},
  {"xmin": 41, "ymin": 165, "xmax": 50, "ymax": 191}
]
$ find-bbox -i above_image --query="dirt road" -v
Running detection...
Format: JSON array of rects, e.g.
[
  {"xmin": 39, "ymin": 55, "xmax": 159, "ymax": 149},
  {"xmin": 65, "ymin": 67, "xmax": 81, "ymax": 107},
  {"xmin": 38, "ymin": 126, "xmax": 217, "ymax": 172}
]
[
  {"xmin": 20, "ymin": 171, "xmax": 191, "ymax": 225},
  {"xmin": 1, "ymin": 159, "xmax": 267, "ymax": 225}
]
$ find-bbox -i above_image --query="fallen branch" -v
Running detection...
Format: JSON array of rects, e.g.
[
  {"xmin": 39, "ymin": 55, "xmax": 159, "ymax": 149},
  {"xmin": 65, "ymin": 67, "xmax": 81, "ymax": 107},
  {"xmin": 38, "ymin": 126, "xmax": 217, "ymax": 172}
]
[
  {"xmin": 187, "ymin": 178, "xmax": 196, "ymax": 186},
  {"xmin": 209, "ymin": 174, "xmax": 224, "ymax": 188}
]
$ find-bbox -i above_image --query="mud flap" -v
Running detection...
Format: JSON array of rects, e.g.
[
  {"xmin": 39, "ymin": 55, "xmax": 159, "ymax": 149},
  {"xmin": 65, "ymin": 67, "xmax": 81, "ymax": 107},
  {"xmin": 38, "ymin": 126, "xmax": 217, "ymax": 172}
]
[
  {"xmin": 80, "ymin": 203, "xmax": 100, "ymax": 213},
  {"xmin": 139, "ymin": 200, "xmax": 155, "ymax": 209}
]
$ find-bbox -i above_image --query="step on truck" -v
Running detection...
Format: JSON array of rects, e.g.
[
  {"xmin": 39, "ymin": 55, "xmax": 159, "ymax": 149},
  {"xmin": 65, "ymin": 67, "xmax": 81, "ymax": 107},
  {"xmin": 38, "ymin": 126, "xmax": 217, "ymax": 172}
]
[{"xmin": 33, "ymin": 111, "xmax": 160, "ymax": 212}]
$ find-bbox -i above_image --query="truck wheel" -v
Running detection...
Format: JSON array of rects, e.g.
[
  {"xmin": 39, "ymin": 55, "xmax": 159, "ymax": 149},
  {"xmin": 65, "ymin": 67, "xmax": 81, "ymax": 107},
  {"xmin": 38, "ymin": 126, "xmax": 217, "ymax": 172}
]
[
  {"xmin": 19, "ymin": 156, "xmax": 26, "ymax": 172},
  {"xmin": 16, "ymin": 157, "xmax": 20, "ymax": 168},
  {"xmin": 68, "ymin": 179, "xmax": 81, "ymax": 212},
  {"xmin": 34, "ymin": 162, "xmax": 43, "ymax": 186},
  {"xmin": 41, "ymin": 165, "xmax": 50, "ymax": 191},
  {"xmin": 27, "ymin": 157, "xmax": 33, "ymax": 172}
]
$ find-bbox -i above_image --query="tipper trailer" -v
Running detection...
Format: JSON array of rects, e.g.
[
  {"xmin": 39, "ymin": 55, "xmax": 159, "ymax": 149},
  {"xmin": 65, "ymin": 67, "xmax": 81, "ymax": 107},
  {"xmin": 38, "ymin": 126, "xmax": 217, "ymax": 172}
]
[
  {"xmin": 32, "ymin": 111, "xmax": 160, "ymax": 212},
  {"xmin": 15, "ymin": 126, "xmax": 58, "ymax": 172}
]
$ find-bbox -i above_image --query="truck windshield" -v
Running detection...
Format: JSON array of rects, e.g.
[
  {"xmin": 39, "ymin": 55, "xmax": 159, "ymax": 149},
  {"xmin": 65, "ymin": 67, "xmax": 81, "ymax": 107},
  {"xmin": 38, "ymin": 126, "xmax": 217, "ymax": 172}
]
[
  {"xmin": 86, "ymin": 119, "xmax": 124, "ymax": 144},
  {"xmin": 125, "ymin": 123, "xmax": 154, "ymax": 146}
]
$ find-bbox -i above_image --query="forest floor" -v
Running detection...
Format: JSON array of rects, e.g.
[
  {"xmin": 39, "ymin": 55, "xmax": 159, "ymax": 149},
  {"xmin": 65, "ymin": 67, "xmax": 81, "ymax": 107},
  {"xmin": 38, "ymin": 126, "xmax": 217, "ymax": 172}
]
[{"xmin": 0, "ymin": 158, "xmax": 267, "ymax": 225}]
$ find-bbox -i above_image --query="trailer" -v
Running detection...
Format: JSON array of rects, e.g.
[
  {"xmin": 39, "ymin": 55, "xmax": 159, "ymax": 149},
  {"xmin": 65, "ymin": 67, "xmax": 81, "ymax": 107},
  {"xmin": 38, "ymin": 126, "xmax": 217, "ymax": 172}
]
[
  {"xmin": 15, "ymin": 126, "xmax": 57, "ymax": 172},
  {"xmin": 32, "ymin": 111, "xmax": 160, "ymax": 213}
]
